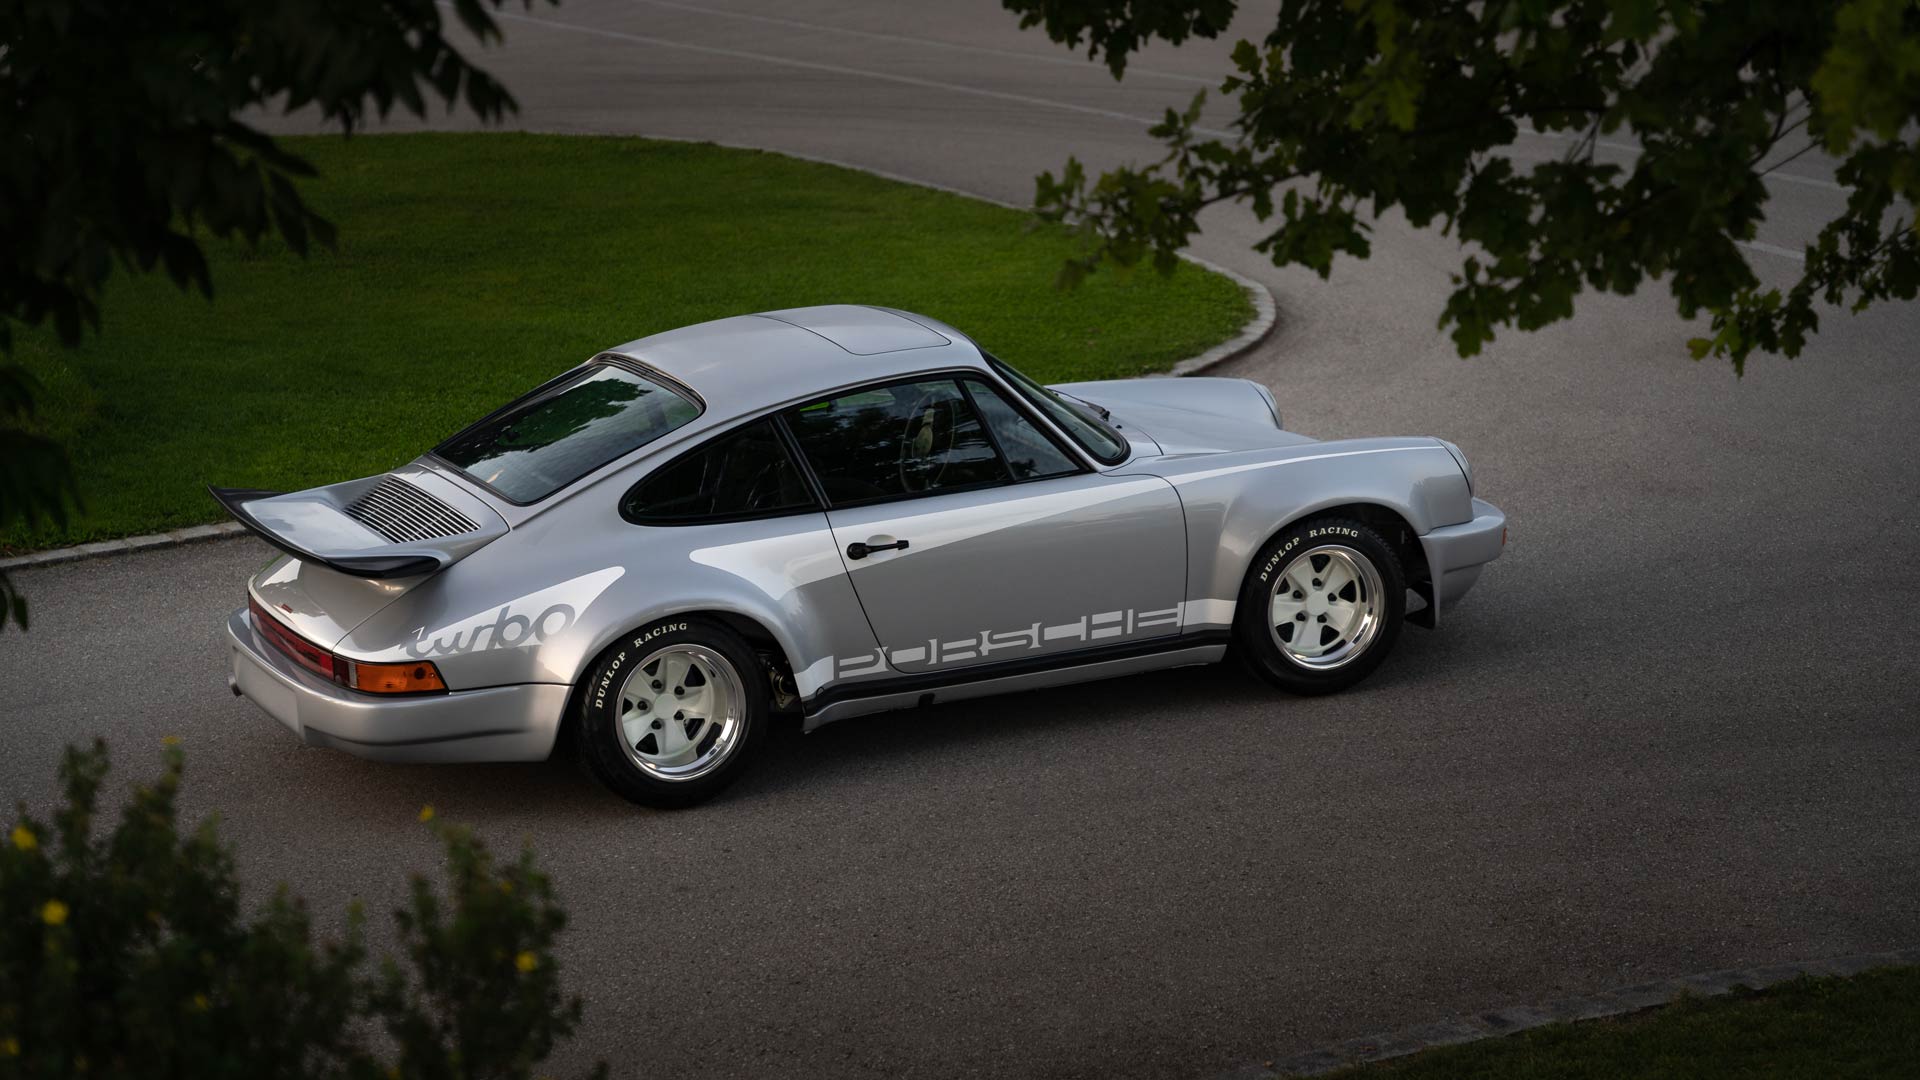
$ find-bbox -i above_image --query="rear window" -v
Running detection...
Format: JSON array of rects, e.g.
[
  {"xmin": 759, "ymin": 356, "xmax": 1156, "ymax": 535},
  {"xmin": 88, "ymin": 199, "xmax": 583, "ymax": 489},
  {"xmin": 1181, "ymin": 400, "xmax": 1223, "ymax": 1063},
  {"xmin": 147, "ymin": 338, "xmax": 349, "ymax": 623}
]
[{"xmin": 435, "ymin": 362, "xmax": 700, "ymax": 503}]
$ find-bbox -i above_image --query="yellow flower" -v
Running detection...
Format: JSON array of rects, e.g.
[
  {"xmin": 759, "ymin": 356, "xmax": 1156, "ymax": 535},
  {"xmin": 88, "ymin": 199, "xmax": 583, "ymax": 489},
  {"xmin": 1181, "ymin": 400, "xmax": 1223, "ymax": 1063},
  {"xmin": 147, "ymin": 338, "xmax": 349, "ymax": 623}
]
[
  {"xmin": 2, "ymin": 1036, "xmax": 19, "ymax": 1058},
  {"xmin": 498, "ymin": 880, "xmax": 514, "ymax": 895},
  {"xmin": 10, "ymin": 824, "xmax": 35, "ymax": 851},
  {"xmin": 418, "ymin": 805, "xmax": 435, "ymax": 823},
  {"xmin": 41, "ymin": 899, "xmax": 69, "ymax": 926},
  {"xmin": 515, "ymin": 951, "xmax": 538, "ymax": 974},
  {"xmin": 162, "ymin": 735, "xmax": 180, "ymax": 746}
]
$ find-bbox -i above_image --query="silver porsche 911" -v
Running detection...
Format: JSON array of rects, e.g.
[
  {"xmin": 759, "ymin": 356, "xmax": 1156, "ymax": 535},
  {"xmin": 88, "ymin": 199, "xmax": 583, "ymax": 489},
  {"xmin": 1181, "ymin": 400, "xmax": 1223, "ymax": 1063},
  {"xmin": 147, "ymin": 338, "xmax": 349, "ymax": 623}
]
[{"xmin": 218, "ymin": 305, "xmax": 1505, "ymax": 807}]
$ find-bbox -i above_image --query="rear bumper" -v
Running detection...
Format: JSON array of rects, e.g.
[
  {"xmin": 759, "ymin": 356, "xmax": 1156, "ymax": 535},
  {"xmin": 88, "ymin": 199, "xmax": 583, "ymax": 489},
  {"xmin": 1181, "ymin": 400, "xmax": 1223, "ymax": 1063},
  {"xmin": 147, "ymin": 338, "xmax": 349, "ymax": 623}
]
[
  {"xmin": 1416, "ymin": 497, "xmax": 1506, "ymax": 627},
  {"xmin": 226, "ymin": 609, "xmax": 566, "ymax": 763}
]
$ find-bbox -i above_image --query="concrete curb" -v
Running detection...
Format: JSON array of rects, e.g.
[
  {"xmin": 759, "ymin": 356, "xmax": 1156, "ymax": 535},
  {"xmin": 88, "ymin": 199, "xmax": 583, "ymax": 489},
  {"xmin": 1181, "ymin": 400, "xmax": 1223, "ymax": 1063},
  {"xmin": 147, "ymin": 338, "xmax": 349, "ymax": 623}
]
[
  {"xmin": 1163, "ymin": 252, "xmax": 1278, "ymax": 377},
  {"xmin": 1214, "ymin": 946, "xmax": 1920, "ymax": 1079},
  {"xmin": 0, "ymin": 134, "xmax": 1278, "ymax": 575},
  {"xmin": 1, "ymin": 522, "xmax": 247, "ymax": 572}
]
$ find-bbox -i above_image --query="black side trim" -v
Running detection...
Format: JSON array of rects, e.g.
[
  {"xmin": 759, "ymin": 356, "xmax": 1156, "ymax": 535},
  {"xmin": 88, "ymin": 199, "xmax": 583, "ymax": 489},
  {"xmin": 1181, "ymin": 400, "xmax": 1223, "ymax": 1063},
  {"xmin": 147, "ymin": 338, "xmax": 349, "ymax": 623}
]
[
  {"xmin": 208, "ymin": 486, "xmax": 443, "ymax": 578},
  {"xmin": 802, "ymin": 630, "xmax": 1231, "ymax": 715}
]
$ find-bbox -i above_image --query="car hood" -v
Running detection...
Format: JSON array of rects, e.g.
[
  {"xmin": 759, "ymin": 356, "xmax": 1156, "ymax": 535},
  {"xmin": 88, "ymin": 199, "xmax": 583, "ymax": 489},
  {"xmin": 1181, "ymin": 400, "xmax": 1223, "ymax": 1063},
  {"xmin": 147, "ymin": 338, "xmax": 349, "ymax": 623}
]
[{"xmin": 1048, "ymin": 377, "xmax": 1317, "ymax": 457}]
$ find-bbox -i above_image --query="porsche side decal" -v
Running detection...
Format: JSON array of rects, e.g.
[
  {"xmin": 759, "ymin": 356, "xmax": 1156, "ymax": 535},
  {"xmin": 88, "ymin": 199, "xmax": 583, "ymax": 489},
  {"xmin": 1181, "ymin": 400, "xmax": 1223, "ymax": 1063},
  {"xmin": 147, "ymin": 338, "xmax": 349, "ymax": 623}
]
[{"xmin": 824, "ymin": 597, "xmax": 1237, "ymax": 681}]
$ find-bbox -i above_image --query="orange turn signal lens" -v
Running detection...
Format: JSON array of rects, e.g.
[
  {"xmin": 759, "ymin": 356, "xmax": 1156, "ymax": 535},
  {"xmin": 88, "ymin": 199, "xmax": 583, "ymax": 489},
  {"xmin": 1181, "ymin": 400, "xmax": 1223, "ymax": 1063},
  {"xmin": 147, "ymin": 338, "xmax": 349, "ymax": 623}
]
[{"xmin": 342, "ymin": 659, "xmax": 448, "ymax": 695}]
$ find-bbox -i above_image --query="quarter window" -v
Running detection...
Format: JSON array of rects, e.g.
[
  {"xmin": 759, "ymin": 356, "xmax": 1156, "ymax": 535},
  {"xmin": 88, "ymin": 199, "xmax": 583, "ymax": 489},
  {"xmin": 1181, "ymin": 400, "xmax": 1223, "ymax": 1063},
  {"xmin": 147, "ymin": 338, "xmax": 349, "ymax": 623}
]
[
  {"xmin": 785, "ymin": 379, "xmax": 1005, "ymax": 505},
  {"xmin": 986, "ymin": 355, "xmax": 1129, "ymax": 465},
  {"xmin": 964, "ymin": 380, "xmax": 1079, "ymax": 480},
  {"xmin": 622, "ymin": 421, "xmax": 814, "ymax": 523}
]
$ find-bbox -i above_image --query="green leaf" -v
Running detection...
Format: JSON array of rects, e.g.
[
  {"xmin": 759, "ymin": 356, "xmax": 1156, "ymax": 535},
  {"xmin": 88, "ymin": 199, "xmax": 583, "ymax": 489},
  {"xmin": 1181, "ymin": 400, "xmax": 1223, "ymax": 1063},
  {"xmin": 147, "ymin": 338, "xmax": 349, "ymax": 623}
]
[
  {"xmin": 1017, "ymin": 0, "xmax": 1917, "ymax": 368},
  {"xmin": 1, "ymin": 0, "xmax": 560, "ymax": 622}
]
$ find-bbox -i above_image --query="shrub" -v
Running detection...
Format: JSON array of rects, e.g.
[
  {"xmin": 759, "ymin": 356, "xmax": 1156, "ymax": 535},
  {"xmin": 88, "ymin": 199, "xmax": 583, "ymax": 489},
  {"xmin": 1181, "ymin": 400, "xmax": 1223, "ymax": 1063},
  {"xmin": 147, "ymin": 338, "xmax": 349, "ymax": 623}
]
[{"xmin": 0, "ymin": 740, "xmax": 605, "ymax": 1080}]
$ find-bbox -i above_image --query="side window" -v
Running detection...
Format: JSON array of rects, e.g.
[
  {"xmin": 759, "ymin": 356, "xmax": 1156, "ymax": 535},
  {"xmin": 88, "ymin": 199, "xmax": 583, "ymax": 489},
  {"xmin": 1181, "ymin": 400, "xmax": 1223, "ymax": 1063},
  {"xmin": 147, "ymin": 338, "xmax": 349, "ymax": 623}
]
[
  {"xmin": 785, "ymin": 379, "xmax": 1006, "ymax": 505},
  {"xmin": 622, "ymin": 420, "xmax": 815, "ymax": 523},
  {"xmin": 964, "ymin": 380, "xmax": 1080, "ymax": 480}
]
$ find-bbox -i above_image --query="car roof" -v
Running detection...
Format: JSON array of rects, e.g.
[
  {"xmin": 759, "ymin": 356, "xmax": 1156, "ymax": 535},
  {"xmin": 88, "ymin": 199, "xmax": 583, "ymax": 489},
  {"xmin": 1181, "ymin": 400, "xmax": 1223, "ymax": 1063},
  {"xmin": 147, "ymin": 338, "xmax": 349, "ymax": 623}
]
[{"xmin": 605, "ymin": 305, "xmax": 990, "ymax": 416}]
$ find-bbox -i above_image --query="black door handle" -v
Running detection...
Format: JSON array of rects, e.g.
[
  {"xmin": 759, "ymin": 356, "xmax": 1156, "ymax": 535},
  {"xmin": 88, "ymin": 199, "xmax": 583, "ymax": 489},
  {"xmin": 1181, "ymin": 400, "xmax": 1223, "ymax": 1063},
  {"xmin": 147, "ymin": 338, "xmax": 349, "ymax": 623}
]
[{"xmin": 846, "ymin": 539, "xmax": 909, "ymax": 560}]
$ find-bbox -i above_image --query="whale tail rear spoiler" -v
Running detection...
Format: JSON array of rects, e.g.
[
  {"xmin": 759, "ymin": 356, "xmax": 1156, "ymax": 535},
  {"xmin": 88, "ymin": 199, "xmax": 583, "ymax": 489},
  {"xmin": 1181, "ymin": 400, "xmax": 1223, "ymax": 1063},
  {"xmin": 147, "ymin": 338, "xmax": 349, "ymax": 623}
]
[{"xmin": 208, "ymin": 468, "xmax": 509, "ymax": 580}]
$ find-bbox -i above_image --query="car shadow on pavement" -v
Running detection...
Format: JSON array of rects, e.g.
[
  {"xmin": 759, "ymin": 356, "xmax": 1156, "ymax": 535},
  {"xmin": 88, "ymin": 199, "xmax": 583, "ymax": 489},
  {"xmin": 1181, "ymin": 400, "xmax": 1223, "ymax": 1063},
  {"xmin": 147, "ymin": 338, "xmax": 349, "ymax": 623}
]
[
  {"xmin": 723, "ymin": 635, "xmax": 1458, "ymax": 806},
  {"xmin": 243, "ymin": 615, "xmax": 1497, "ymax": 823}
]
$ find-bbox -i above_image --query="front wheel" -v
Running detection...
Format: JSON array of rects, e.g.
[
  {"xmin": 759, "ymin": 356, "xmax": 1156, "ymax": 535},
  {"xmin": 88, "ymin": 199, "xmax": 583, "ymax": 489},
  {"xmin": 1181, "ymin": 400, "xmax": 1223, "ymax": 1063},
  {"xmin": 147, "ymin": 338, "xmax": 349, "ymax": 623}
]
[
  {"xmin": 577, "ymin": 617, "xmax": 769, "ymax": 809},
  {"xmin": 1235, "ymin": 517, "xmax": 1406, "ymax": 695}
]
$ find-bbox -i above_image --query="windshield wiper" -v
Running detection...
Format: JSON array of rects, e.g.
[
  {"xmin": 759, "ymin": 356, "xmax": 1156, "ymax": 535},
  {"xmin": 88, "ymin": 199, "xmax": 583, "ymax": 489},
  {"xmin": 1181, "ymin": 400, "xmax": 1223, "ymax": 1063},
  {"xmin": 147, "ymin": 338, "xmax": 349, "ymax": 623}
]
[{"xmin": 1062, "ymin": 392, "xmax": 1111, "ymax": 420}]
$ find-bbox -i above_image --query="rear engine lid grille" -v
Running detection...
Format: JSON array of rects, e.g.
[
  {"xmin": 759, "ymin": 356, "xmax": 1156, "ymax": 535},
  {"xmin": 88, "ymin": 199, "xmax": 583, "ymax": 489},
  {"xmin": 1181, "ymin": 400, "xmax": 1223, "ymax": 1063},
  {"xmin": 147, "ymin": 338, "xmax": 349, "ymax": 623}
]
[{"xmin": 344, "ymin": 475, "xmax": 479, "ymax": 543}]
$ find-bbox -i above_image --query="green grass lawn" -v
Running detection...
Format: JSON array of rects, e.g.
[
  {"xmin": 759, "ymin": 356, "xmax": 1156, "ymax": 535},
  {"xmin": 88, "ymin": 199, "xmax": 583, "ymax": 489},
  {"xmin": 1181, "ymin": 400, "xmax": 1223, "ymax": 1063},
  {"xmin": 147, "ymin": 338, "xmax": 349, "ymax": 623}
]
[
  {"xmin": 1328, "ymin": 966, "xmax": 1920, "ymax": 1079},
  {"xmin": 7, "ymin": 133, "xmax": 1251, "ymax": 551}
]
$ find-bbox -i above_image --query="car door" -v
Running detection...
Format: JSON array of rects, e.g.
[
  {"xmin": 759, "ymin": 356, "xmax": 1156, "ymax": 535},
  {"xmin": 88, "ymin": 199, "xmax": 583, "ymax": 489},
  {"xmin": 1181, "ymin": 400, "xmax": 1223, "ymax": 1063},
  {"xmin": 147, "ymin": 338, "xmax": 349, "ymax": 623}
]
[{"xmin": 782, "ymin": 374, "xmax": 1186, "ymax": 676}]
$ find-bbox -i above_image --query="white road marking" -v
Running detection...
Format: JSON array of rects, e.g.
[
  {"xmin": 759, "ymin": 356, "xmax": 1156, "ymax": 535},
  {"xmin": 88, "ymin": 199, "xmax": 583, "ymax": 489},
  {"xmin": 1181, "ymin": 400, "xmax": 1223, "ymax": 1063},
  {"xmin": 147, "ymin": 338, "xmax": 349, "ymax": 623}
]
[
  {"xmin": 1515, "ymin": 125, "xmax": 1845, "ymax": 192},
  {"xmin": 1737, "ymin": 239, "xmax": 1807, "ymax": 263},
  {"xmin": 483, "ymin": 6, "xmax": 1815, "ymax": 261},
  {"xmin": 625, "ymin": 0, "xmax": 1215, "ymax": 86},
  {"xmin": 621, "ymin": 0, "xmax": 1862, "ymax": 202},
  {"xmin": 1501, "ymin": 132, "xmax": 1825, "ymax": 262},
  {"xmin": 488, "ymin": 7, "xmax": 1233, "ymax": 136}
]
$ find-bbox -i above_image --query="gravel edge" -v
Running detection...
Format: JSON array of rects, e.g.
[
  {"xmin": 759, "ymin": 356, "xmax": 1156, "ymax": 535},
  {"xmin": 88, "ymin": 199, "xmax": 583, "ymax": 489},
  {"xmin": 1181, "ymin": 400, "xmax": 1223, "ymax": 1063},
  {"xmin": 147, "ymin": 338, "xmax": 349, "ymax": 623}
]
[
  {"xmin": 1213, "ymin": 946, "xmax": 1920, "ymax": 1079},
  {"xmin": 0, "ymin": 135, "xmax": 1278, "ymax": 574}
]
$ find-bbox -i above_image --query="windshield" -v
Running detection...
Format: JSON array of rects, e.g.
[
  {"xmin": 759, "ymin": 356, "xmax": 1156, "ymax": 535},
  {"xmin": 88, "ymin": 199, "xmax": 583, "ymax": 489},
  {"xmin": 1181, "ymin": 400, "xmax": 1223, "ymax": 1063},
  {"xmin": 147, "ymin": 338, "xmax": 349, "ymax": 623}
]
[
  {"xmin": 435, "ymin": 362, "xmax": 701, "ymax": 503},
  {"xmin": 986, "ymin": 355, "xmax": 1129, "ymax": 465}
]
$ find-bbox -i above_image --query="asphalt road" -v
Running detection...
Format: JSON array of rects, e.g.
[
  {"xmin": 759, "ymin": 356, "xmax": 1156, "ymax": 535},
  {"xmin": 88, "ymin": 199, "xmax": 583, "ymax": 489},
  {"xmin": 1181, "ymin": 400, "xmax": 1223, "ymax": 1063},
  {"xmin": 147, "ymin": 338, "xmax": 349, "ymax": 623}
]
[{"xmin": 5, "ymin": 3, "xmax": 1919, "ymax": 1077}]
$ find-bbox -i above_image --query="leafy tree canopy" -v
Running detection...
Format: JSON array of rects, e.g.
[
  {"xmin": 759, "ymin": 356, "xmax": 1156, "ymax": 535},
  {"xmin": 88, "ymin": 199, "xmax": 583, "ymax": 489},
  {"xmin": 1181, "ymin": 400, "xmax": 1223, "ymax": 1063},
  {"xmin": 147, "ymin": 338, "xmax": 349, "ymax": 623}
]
[
  {"xmin": 0, "ymin": 0, "xmax": 549, "ymax": 630},
  {"xmin": 1008, "ymin": 0, "xmax": 1920, "ymax": 368}
]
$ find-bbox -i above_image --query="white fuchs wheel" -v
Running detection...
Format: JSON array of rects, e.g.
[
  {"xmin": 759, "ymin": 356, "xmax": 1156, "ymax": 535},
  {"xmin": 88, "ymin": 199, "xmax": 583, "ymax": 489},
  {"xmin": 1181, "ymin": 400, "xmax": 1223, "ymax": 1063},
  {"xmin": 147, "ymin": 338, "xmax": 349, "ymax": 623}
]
[
  {"xmin": 1266, "ymin": 545, "xmax": 1388, "ymax": 670},
  {"xmin": 616, "ymin": 643, "xmax": 748, "ymax": 781},
  {"xmin": 579, "ymin": 618, "xmax": 769, "ymax": 808},
  {"xmin": 1236, "ymin": 517, "xmax": 1406, "ymax": 695}
]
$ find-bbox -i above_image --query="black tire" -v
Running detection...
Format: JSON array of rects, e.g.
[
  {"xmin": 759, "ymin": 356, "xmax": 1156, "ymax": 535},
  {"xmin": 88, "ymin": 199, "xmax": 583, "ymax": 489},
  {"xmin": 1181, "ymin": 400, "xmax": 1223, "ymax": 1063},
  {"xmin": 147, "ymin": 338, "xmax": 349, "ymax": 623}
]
[
  {"xmin": 577, "ymin": 616, "xmax": 769, "ymax": 809},
  {"xmin": 1234, "ymin": 516, "xmax": 1406, "ymax": 695}
]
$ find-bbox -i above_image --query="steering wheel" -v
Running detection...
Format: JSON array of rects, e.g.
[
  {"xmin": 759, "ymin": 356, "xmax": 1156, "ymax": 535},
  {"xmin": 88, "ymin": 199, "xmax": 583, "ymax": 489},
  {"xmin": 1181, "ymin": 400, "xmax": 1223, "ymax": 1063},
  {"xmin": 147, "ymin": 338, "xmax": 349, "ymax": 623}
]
[{"xmin": 896, "ymin": 391, "xmax": 957, "ymax": 493}]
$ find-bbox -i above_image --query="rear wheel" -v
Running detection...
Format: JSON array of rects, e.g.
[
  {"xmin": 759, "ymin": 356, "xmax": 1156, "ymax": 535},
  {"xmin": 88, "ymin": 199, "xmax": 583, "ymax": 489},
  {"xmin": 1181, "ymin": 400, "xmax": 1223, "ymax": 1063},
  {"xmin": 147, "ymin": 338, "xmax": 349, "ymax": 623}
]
[
  {"xmin": 578, "ymin": 617, "xmax": 768, "ymax": 808},
  {"xmin": 1235, "ymin": 517, "xmax": 1405, "ymax": 695}
]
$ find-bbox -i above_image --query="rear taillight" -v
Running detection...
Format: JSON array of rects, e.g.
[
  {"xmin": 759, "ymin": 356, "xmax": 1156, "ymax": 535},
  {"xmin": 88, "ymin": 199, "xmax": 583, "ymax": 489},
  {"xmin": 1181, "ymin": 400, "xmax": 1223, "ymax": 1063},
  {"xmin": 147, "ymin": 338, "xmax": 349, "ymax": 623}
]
[
  {"xmin": 339, "ymin": 659, "xmax": 447, "ymax": 694},
  {"xmin": 248, "ymin": 596, "xmax": 446, "ymax": 695},
  {"xmin": 249, "ymin": 596, "xmax": 338, "ymax": 681}
]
